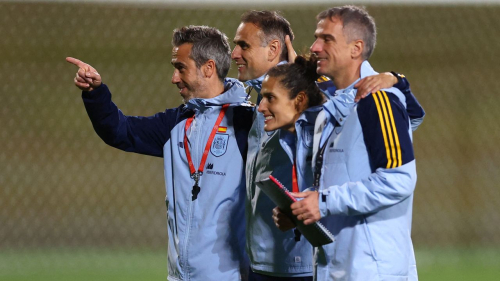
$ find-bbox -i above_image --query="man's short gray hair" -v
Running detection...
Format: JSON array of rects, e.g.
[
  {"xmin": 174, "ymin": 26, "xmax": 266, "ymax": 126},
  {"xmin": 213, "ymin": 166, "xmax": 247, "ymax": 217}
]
[
  {"xmin": 317, "ymin": 5, "xmax": 376, "ymax": 60},
  {"xmin": 172, "ymin": 25, "xmax": 231, "ymax": 82},
  {"xmin": 240, "ymin": 10, "xmax": 294, "ymax": 62}
]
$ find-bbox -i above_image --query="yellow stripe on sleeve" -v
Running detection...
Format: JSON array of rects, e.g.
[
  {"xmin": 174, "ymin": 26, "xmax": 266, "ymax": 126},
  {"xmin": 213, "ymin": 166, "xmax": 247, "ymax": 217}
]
[
  {"xmin": 377, "ymin": 91, "xmax": 397, "ymax": 168},
  {"xmin": 382, "ymin": 91, "xmax": 402, "ymax": 167},
  {"xmin": 372, "ymin": 92, "xmax": 392, "ymax": 168}
]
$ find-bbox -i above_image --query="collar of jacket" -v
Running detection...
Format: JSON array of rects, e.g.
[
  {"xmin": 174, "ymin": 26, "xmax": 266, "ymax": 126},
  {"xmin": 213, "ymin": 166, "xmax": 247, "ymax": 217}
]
[
  {"xmin": 277, "ymin": 105, "xmax": 323, "ymax": 162},
  {"xmin": 296, "ymin": 105, "xmax": 323, "ymax": 127},
  {"xmin": 185, "ymin": 78, "xmax": 247, "ymax": 112},
  {"xmin": 244, "ymin": 60, "xmax": 288, "ymax": 95},
  {"xmin": 277, "ymin": 105, "xmax": 322, "ymax": 145},
  {"xmin": 320, "ymin": 60, "xmax": 376, "ymax": 126},
  {"xmin": 277, "ymin": 129, "xmax": 295, "ymax": 162}
]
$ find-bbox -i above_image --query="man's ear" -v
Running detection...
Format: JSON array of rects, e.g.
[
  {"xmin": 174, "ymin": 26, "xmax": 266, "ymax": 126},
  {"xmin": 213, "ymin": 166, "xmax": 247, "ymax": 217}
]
[
  {"xmin": 203, "ymin": 59, "xmax": 216, "ymax": 78},
  {"xmin": 268, "ymin": 39, "xmax": 281, "ymax": 62},
  {"xmin": 351, "ymin": 39, "xmax": 364, "ymax": 59}
]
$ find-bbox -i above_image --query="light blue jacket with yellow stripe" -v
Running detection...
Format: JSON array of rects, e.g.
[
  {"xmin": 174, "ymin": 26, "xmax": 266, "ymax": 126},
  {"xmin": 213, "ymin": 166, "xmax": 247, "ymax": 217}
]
[{"xmin": 312, "ymin": 61, "xmax": 418, "ymax": 281}]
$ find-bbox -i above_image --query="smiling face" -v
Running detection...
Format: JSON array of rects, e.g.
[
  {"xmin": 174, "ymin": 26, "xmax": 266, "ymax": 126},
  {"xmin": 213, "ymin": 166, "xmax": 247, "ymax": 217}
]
[
  {"xmin": 310, "ymin": 17, "xmax": 353, "ymax": 80},
  {"xmin": 171, "ymin": 43, "xmax": 205, "ymax": 103},
  {"xmin": 258, "ymin": 75, "xmax": 301, "ymax": 133},
  {"xmin": 231, "ymin": 22, "xmax": 275, "ymax": 82}
]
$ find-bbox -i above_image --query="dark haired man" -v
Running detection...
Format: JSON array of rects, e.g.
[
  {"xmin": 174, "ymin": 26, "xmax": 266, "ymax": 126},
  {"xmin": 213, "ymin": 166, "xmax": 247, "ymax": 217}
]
[
  {"xmin": 290, "ymin": 6, "xmax": 420, "ymax": 280},
  {"xmin": 232, "ymin": 10, "xmax": 414, "ymax": 281},
  {"xmin": 67, "ymin": 25, "xmax": 252, "ymax": 280},
  {"xmin": 232, "ymin": 10, "xmax": 294, "ymax": 84},
  {"xmin": 232, "ymin": 10, "xmax": 315, "ymax": 281}
]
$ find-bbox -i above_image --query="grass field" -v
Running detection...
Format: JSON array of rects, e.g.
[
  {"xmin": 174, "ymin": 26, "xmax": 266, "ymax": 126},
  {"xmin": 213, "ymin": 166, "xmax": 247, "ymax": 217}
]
[{"xmin": 1, "ymin": 248, "xmax": 498, "ymax": 281}]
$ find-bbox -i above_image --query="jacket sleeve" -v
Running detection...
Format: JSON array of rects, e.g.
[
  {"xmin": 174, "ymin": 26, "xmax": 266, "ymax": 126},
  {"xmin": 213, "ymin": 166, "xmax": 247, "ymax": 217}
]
[
  {"xmin": 320, "ymin": 73, "xmax": 426, "ymax": 131},
  {"xmin": 391, "ymin": 72, "xmax": 425, "ymax": 131},
  {"xmin": 82, "ymin": 84, "xmax": 186, "ymax": 157},
  {"xmin": 318, "ymin": 90, "xmax": 417, "ymax": 217}
]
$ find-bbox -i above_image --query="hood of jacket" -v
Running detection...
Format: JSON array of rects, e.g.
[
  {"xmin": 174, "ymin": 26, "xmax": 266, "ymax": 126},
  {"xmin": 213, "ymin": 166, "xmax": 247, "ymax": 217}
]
[{"xmin": 186, "ymin": 78, "xmax": 248, "ymax": 111}]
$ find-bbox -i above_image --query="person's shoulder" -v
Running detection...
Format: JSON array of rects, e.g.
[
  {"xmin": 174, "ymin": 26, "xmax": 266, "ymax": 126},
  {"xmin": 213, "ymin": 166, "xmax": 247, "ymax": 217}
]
[
  {"xmin": 162, "ymin": 104, "xmax": 191, "ymax": 116},
  {"xmin": 316, "ymin": 76, "xmax": 336, "ymax": 93},
  {"xmin": 357, "ymin": 89, "xmax": 404, "ymax": 111},
  {"xmin": 153, "ymin": 104, "xmax": 194, "ymax": 127},
  {"xmin": 357, "ymin": 89, "xmax": 410, "ymax": 132},
  {"xmin": 357, "ymin": 90, "xmax": 415, "ymax": 169}
]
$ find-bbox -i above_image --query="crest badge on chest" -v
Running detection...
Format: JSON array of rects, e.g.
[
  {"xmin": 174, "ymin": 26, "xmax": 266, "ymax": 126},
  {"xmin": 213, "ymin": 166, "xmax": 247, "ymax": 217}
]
[{"xmin": 211, "ymin": 133, "xmax": 229, "ymax": 157}]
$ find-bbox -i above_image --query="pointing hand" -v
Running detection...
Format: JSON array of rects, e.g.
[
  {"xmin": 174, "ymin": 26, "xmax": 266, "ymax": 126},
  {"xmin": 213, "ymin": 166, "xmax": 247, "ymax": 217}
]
[{"xmin": 66, "ymin": 57, "xmax": 102, "ymax": 91}]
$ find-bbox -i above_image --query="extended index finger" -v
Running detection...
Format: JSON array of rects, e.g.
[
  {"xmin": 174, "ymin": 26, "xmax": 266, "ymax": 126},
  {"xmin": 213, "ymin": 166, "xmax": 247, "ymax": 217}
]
[{"xmin": 66, "ymin": 57, "xmax": 88, "ymax": 69}]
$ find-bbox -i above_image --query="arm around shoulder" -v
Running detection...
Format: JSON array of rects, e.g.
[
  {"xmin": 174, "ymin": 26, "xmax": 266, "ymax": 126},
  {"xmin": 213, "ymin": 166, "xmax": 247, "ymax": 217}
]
[
  {"xmin": 390, "ymin": 72, "xmax": 425, "ymax": 131},
  {"xmin": 318, "ymin": 91, "xmax": 417, "ymax": 217}
]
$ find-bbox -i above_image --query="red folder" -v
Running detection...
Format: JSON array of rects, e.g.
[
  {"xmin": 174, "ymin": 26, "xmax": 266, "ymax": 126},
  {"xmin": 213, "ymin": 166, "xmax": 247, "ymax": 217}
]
[{"xmin": 257, "ymin": 175, "xmax": 335, "ymax": 247}]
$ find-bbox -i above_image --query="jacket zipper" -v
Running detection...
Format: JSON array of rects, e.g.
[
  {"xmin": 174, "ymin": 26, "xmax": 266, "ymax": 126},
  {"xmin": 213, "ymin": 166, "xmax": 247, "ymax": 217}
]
[{"xmin": 182, "ymin": 110, "xmax": 206, "ymax": 280}]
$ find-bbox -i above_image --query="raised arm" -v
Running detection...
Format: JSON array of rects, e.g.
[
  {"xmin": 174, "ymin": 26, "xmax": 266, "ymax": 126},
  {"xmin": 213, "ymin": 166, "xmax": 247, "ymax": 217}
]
[
  {"xmin": 66, "ymin": 57, "xmax": 102, "ymax": 91},
  {"xmin": 66, "ymin": 57, "xmax": 183, "ymax": 157},
  {"xmin": 390, "ymin": 72, "xmax": 425, "ymax": 131}
]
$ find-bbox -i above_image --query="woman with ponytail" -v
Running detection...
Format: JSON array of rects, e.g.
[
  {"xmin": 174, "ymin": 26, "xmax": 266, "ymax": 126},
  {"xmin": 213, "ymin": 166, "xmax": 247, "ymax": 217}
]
[
  {"xmin": 252, "ymin": 54, "xmax": 419, "ymax": 271},
  {"xmin": 258, "ymin": 55, "xmax": 324, "ymax": 133},
  {"xmin": 254, "ymin": 55, "xmax": 325, "ymax": 237}
]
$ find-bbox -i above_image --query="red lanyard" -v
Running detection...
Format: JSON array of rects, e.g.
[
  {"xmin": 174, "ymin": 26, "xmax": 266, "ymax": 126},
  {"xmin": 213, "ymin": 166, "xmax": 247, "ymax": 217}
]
[
  {"xmin": 183, "ymin": 104, "xmax": 229, "ymax": 185},
  {"xmin": 292, "ymin": 159, "xmax": 299, "ymax": 193}
]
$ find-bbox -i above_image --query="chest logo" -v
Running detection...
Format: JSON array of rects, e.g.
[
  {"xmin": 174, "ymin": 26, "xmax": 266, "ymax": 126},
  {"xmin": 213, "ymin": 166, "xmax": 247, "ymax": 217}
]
[{"xmin": 211, "ymin": 133, "xmax": 229, "ymax": 157}]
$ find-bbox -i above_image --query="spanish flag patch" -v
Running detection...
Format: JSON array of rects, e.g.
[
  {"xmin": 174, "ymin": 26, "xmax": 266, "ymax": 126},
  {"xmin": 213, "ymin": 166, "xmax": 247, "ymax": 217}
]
[{"xmin": 217, "ymin": 126, "xmax": 227, "ymax": 133}]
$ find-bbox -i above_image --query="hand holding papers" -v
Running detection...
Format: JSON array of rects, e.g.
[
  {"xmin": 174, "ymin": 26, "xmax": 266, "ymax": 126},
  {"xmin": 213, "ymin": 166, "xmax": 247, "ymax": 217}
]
[{"xmin": 257, "ymin": 174, "xmax": 335, "ymax": 247}]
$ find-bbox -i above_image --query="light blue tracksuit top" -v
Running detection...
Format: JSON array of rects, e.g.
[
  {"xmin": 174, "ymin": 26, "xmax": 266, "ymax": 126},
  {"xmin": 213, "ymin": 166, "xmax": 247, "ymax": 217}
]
[
  {"xmin": 82, "ymin": 78, "xmax": 253, "ymax": 281},
  {"xmin": 244, "ymin": 65, "xmax": 423, "ymax": 278},
  {"xmin": 163, "ymin": 79, "xmax": 251, "ymax": 281},
  {"xmin": 311, "ymin": 61, "xmax": 418, "ymax": 281},
  {"xmin": 278, "ymin": 106, "xmax": 324, "ymax": 193},
  {"xmin": 245, "ymin": 66, "xmax": 314, "ymax": 277}
]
